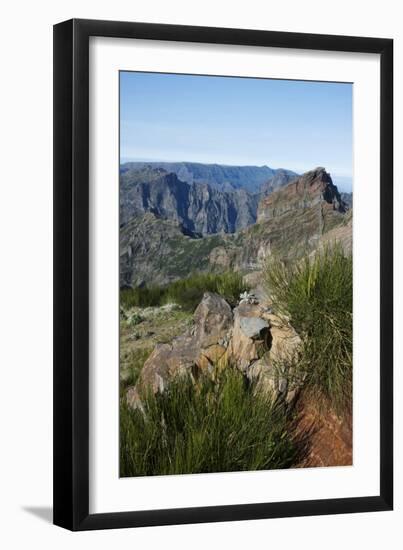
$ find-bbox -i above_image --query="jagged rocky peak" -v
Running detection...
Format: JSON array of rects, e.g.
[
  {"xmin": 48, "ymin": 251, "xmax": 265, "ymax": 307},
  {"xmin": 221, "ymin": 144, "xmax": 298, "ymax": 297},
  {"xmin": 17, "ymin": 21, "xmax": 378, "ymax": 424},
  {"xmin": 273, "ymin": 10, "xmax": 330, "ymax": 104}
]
[{"xmin": 257, "ymin": 167, "xmax": 347, "ymax": 222}]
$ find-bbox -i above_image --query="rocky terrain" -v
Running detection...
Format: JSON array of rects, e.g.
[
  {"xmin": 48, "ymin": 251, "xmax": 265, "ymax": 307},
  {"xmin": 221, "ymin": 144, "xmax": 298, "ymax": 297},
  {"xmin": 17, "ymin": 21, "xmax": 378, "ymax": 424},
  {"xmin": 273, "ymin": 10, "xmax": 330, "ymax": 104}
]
[
  {"xmin": 122, "ymin": 289, "xmax": 352, "ymax": 469},
  {"xmin": 126, "ymin": 291, "xmax": 302, "ymax": 411},
  {"xmin": 120, "ymin": 164, "xmax": 353, "ymax": 472},
  {"xmin": 120, "ymin": 167, "xmax": 351, "ymax": 287}
]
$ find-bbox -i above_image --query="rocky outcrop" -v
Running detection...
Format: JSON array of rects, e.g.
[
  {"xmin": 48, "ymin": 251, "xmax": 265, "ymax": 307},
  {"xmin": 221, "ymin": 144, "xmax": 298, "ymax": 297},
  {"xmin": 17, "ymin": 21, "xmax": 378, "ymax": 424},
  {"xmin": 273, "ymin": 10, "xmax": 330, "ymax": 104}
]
[
  {"xmin": 228, "ymin": 302, "xmax": 271, "ymax": 371},
  {"xmin": 257, "ymin": 167, "xmax": 347, "ymax": 223},
  {"xmin": 228, "ymin": 302, "xmax": 301, "ymax": 401},
  {"xmin": 126, "ymin": 292, "xmax": 301, "ymax": 410},
  {"xmin": 127, "ymin": 292, "xmax": 233, "ymax": 407},
  {"xmin": 192, "ymin": 292, "xmax": 233, "ymax": 348}
]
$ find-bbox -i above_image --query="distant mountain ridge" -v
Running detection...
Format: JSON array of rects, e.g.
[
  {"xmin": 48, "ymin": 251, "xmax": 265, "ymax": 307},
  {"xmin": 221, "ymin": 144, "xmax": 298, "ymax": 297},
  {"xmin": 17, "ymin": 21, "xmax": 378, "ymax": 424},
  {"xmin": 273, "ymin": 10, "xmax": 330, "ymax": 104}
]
[
  {"xmin": 120, "ymin": 167, "xmax": 351, "ymax": 287},
  {"xmin": 120, "ymin": 166, "xmax": 259, "ymax": 234},
  {"xmin": 120, "ymin": 162, "xmax": 299, "ymax": 235},
  {"xmin": 121, "ymin": 161, "xmax": 297, "ymax": 193},
  {"xmin": 340, "ymin": 192, "xmax": 353, "ymax": 208}
]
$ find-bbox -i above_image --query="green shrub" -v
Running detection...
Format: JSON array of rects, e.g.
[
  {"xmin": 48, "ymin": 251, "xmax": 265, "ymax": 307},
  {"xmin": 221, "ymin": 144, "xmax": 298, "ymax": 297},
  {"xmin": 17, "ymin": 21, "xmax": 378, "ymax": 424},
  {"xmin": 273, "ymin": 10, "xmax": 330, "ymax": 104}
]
[
  {"xmin": 120, "ymin": 285, "xmax": 165, "ymax": 309},
  {"xmin": 120, "ymin": 368, "xmax": 298, "ymax": 477},
  {"xmin": 163, "ymin": 272, "xmax": 218, "ymax": 311},
  {"xmin": 216, "ymin": 271, "xmax": 247, "ymax": 307},
  {"xmin": 121, "ymin": 271, "xmax": 250, "ymax": 313},
  {"xmin": 127, "ymin": 312, "xmax": 143, "ymax": 326},
  {"xmin": 264, "ymin": 245, "xmax": 352, "ymax": 412}
]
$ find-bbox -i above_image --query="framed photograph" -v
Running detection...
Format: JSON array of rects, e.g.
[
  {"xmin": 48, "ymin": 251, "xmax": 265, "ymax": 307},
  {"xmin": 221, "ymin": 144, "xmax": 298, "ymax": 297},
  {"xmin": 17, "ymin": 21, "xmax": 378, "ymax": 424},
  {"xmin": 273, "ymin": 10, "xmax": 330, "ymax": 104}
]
[{"xmin": 53, "ymin": 19, "xmax": 393, "ymax": 530}]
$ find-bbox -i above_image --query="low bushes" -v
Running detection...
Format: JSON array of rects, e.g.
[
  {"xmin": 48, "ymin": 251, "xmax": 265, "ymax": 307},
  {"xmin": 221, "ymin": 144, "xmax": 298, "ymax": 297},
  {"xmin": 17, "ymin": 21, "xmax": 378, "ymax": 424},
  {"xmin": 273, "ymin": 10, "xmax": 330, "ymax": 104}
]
[
  {"xmin": 121, "ymin": 271, "xmax": 249, "ymax": 313},
  {"xmin": 264, "ymin": 245, "xmax": 352, "ymax": 412},
  {"xmin": 120, "ymin": 368, "xmax": 298, "ymax": 477},
  {"xmin": 120, "ymin": 285, "xmax": 165, "ymax": 309}
]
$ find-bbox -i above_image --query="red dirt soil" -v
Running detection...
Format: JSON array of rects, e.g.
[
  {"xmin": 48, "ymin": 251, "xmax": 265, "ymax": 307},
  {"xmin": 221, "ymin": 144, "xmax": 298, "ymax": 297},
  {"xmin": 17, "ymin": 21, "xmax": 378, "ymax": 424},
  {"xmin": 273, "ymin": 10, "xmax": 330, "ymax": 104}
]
[{"xmin": 294, "ymin": 393, "xmax": 352, "ymax": 468}]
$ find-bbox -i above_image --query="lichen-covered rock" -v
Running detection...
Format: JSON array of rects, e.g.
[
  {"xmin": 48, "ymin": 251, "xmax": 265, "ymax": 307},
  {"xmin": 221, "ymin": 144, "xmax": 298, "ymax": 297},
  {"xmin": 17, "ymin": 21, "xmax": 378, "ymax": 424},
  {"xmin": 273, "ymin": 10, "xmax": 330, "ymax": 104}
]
[
  {"xmin": 264, "ymin": 313, "xmax": 301, "ymax": 366},
  {"xmin": 201, "ymin": 344, "xmax": 227, "ymax": 364},
  {"xmin": 247, "ymin": 355, "xmax": 277, "ymax": 396},
  {"xmin": 126, "ymin": 293, "xmax": 233, "ymax": 404},
  {"xmin": 228, "ymin": 303, "xmax": 270, "ymax": 372},
  {"xmin": 193, "ymin": 292, "xmax": 233, "ymax": 348},
  {"xmin": 239, "ymin": 316, "xmax": 269, "ymax": 338},
  {"xmin": 136, "ymin": 339, "xmax": 196, "ymax": 395},
  {"xmin": 196, "ymin": 344, "xmax": 227, "ymax": 374},
  {"xmin": 229, "ymin": 304, "xmax": 302, "ymax": 401}
]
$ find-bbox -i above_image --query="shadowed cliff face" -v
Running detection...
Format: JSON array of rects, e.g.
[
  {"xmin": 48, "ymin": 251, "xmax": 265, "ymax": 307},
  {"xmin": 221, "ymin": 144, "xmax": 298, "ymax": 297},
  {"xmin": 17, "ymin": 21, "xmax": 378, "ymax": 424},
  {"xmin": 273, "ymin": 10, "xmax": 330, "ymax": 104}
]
[
  {"xmin": 120, "ymin": 167, "xmax": 351, "ymax": 288},
  {"xmin": 120, "ymin": 167, "xmax": 259, "ymax": 234}
]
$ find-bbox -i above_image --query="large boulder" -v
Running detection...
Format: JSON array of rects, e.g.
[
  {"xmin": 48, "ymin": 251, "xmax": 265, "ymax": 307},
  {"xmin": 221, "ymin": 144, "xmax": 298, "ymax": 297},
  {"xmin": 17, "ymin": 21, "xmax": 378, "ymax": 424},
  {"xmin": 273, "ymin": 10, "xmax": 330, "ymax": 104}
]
[
  {"xmin": 247, "ymin": 355, "xmax": 277, "ymax": 396},
  {"xmin": 126, "ymin": 291, "xmax": 302, "ymax": 409},
  {"xmin": 127, "ymin": 293, "xmax": 233, "ymax": 407},
  {"xmin": 136, "ymin": 336, "xmax": 198, "ymax": 396},
  {"xmin": 259, "ymin": 312, "xmax": 302, "ymax": 403},
  {"xmin": 228, "ymin": 302, "xmax": 270, "ymax": 371},
  {"xmin": 193, "ymin": 292, "xmax": 233, "ymax": 348},
  {"xmin": 263, "ymin": 313, "xmax": 301, "ymax": 366},
  {"xmin": 229, "ymin": 302, "xmax": 301, "ymax": 401}
]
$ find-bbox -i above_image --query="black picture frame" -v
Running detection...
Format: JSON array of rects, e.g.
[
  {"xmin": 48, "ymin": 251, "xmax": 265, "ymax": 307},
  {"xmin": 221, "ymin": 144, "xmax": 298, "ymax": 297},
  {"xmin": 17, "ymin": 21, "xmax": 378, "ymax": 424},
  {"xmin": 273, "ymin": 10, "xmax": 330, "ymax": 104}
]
[{"xmin": 53, "ymin": 18, "xmax": 393, "ymax": 531}]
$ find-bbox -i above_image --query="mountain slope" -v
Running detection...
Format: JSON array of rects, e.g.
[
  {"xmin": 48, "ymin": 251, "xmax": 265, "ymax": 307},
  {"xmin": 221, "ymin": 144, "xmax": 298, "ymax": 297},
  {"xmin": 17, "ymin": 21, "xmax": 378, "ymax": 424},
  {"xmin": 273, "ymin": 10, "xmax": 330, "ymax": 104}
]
[
  {"xmin": 259, "ymin": 169, "xmax": 298, "ymax": 195},
  {"xmin": 340, "ymin": 192, "xmax": 353, "ymax": 208},
  {"xmin": 120, "ymin": 213, "xmax": 227, "ymax": 287},
  {"xmin": 120, "ymin": 167, "xmax": 351, "ymax": 288}
]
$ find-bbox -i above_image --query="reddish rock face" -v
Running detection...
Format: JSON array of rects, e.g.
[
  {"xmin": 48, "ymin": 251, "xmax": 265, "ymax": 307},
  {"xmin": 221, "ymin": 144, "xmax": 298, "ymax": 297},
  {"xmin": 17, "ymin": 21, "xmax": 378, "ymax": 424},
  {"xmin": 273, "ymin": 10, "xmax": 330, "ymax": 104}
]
[{"xmin": 257, "ymin": 167, "xmax": 347, "ymax": 223}]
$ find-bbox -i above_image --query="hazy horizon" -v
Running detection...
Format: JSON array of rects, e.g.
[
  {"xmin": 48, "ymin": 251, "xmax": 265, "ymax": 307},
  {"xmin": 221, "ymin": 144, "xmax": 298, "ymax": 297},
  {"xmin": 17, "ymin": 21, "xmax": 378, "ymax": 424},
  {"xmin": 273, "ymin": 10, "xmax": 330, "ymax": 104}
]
[
  {"xmin": 120, "ymin": 157, "xmax": 352, "ymax": 193},
  {"xmin": 120, "ymin": 72, "xmax": 353, "ymax": 192}
]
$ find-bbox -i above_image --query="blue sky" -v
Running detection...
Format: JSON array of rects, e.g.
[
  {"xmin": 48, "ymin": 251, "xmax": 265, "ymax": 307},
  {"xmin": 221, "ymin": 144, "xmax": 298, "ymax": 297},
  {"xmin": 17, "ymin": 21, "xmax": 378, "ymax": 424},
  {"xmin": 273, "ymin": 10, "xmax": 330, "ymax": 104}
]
[{"xmin": 120, "ymin": 71, "xmax": 352, "ymax": 191}]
